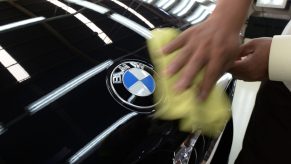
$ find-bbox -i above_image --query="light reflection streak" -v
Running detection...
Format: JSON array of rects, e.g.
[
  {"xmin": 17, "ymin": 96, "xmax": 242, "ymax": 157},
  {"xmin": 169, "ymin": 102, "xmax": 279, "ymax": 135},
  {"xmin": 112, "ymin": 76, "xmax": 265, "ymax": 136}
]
[
  {"xmin": 0, "ymin": 47, "xmax": 17, "ymax": 67},
  {"xmin": 0, "ymin": 17, "xmax": 45, "ymax": 32},
  {"xmin": 65, "ymin": 0, "xmax": 152, "ymax": 39},
  {"xmin": 110, "ymin": 13, "xmax": 152, "ymax": 39},
  {"xmin": 0, "ymin": 46, "xmax": 30, "ymax": 82},
  {"xmin": 47, "ymin": 0, "xmax": 112, "ymax": 44},
  {"xmin": 27, "ymin": 60, "xmax": 114, "ymax": 114},
  {"xmin": 68, "ymin": 112, "xmax": 138, "ymax": 164},
  {"xmin": 146, "ymin": 0, "xmax": 155, "ymax": 3},
  {"xmin": 0, "ymin": 123, "xmax": 5, "ymax": 135},
  {"xmin": 66, "ymin": 0, "xmax": 110, "ymax": 14},
  {"xmin": 7, "ymin": 64, "xmax": 30, "ymax": 82},
  {"xmin": 111, "ymin": 0, "xmax": 155, "ymax": 29}
]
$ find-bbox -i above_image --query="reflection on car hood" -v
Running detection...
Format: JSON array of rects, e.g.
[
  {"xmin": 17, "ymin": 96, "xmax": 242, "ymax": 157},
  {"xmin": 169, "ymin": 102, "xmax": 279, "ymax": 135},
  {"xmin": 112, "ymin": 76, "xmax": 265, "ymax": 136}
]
[
  {"xmin": 0, "ymin": 1, "xmax": 185, "ymax": 164},
  {"xmin": 0, "ymin": 1, "xmax": 224, "ymax": 164}
]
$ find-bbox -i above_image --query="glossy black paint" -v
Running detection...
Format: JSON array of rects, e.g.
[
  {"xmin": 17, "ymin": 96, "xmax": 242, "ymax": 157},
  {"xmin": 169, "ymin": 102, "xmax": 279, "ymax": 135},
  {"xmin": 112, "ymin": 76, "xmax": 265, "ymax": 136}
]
[{"xmin": 0, "ymin": 1, "xmax": 222, "ymax": 164}]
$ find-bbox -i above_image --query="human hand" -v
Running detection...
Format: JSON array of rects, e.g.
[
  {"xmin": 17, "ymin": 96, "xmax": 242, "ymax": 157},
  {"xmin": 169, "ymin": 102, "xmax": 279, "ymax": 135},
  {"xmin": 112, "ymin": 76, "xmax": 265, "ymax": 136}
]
[
  {"xmin": 228, "ymin": 38, "xmax": 272, "ymax": 81},
  {"xmin": 162, "ymin": 17, "xmax": 241, "ymax": 101}
]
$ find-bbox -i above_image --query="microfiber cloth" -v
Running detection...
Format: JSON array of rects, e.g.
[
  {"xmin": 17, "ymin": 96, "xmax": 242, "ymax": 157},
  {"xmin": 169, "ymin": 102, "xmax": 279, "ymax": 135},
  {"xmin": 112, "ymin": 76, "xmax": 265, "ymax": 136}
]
[{"xmin": 147, "ymin": 28, "xmax": 231, "ymax": 137}]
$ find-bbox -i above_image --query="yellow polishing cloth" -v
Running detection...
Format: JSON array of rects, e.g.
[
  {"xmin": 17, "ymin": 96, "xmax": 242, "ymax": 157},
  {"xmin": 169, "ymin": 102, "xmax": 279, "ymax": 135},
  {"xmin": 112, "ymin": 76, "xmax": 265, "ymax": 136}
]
[{"xmin": 147, "ymin": 28, "xmax": 231, "ymax": 137}]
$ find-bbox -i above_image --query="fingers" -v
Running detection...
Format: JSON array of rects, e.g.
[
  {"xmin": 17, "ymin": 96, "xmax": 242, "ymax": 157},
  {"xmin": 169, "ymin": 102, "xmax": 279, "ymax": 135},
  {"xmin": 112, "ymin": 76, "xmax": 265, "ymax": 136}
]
[
  {"xmin": 166, "ymin": 45, "xmax": 193, "ymax": 76},
  {"xmin": 229, "ymin": 38, "xmax": 271, "ymax": 81},
  {"xmin": 229, "ymin": 41, "xmax": 255, "ymax": 79},
  {"xmin": 197, "ymin": 60, "xmax": 222, "ymax": 101},
  {"xmin": 229, "ymin": 54, "xmax": 253, "ymax": 80},
  {"xmin": 162, "ymin": 30, "xmax": 189, "ymax": 54},
  {"xmin": 174, "ymin": 48, "xmax": 206, "ymax": 92},
  {"xmin": 237, "ymin": 41, "xmax": 254, "ymax": 59},
  {"xmin": 228, "ymin": 60, "xmax": 246, "ymax": 78}
]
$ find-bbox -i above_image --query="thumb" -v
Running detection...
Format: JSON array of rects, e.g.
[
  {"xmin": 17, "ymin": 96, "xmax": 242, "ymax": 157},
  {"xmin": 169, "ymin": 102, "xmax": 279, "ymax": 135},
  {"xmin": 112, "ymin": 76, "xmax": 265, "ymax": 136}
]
[
  {"xmin": 237, "ymin": 41, "xmax": 254, "ymax": 59},
  {"xmin": 228, "ymin": 57, "xmax": 250, "ymax": 79}
]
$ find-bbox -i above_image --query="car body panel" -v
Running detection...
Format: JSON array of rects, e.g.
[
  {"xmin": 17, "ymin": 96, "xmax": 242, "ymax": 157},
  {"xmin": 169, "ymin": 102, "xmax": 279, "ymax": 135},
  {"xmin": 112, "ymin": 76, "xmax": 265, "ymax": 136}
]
[{"xmin": 0, "ymin": 1, "xmax": 233, "ymax": 164}]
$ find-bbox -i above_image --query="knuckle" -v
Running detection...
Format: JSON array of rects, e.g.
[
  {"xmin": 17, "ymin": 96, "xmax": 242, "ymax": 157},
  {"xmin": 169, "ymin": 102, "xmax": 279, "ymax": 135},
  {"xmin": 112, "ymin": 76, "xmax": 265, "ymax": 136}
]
[{"xmin": 193, "ymin": 54, "xmax": 205, "ymax": 64}]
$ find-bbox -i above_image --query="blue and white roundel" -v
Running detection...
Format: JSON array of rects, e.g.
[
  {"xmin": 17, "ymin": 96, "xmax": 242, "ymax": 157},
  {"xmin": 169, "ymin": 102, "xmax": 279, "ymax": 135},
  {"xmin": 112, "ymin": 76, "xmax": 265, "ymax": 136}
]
[{"xmin": 123, "ymin": 68, "xmax": 155, "ymax": 97}]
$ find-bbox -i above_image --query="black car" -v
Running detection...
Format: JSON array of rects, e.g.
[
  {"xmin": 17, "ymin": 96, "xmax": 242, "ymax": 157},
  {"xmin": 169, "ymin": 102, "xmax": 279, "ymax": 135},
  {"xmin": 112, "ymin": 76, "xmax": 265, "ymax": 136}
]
[{"xmin": 0, "ymin": 0, "xmax": 234, "ymax": 163}]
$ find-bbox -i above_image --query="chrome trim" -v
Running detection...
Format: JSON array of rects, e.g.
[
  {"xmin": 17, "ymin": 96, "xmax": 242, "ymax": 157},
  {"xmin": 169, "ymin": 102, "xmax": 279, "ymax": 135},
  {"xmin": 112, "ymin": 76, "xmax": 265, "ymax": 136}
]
[
  {"xmin": 176, "ymin": 0, "xmax": 196, "ymax": 17},
  {"xmin": 191, "ymin": 11, "xmax": 209, "ymax": 25},
  {"xmin": 173, "ymin": 130, "xmax": 201, "ymax": 164},
  {"xmin": 216, "ymin": 73, "xmax": 233, "ymax": 90},
  {"xmin": 68, "ymin": 112, "xmax": 138, "ymax": 164},
  {"xmin": 27, "ymin": 60, "xmax": 114, "ymax": 114},
  {"xmin": 170, "ymin": 0, "xmax": 191, "ymax": 15},
  {"xmin": 161, "ymin": 0, "xmax": 175, "ymax": 10},
  {"xmin": 156, "ymin": 0, "xmax": 170, "ymax": 8},
  {"xmin": 185, "ymin": 6, "xmax": 206, "ymax": 22}
]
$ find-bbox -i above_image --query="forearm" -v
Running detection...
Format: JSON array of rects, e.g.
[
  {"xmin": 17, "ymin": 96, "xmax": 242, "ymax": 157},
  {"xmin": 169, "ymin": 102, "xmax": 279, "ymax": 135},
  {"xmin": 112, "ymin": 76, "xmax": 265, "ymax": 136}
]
[{"xmin": 210, "ymin": 0, "xmax": 252, "ymax": 33}]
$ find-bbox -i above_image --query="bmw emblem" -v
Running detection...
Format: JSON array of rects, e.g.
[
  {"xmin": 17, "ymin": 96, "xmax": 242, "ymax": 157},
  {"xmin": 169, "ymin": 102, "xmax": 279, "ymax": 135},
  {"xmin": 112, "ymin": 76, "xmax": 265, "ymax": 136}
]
[{"xmin": 106, "ymin": 60, "xmax": 161, "ymax": 113}]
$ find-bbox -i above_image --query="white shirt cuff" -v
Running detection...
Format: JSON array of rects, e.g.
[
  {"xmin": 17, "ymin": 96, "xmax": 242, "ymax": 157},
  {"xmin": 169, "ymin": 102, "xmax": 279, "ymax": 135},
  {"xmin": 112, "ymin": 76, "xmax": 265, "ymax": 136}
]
[{"xmin": 269, "ymin": 35, "xmax": 291, "ymax": 82}]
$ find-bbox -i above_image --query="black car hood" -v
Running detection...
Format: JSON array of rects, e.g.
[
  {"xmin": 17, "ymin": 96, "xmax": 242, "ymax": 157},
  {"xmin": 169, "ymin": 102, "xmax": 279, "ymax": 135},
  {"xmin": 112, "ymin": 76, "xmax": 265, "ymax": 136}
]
[
  {"xmin": 0, "ymin": 1, "xmax": 188, "ymax": 163},
  {"xmin": 0, "ymin": 1, "xmax": 231, "ymax": 164}
]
